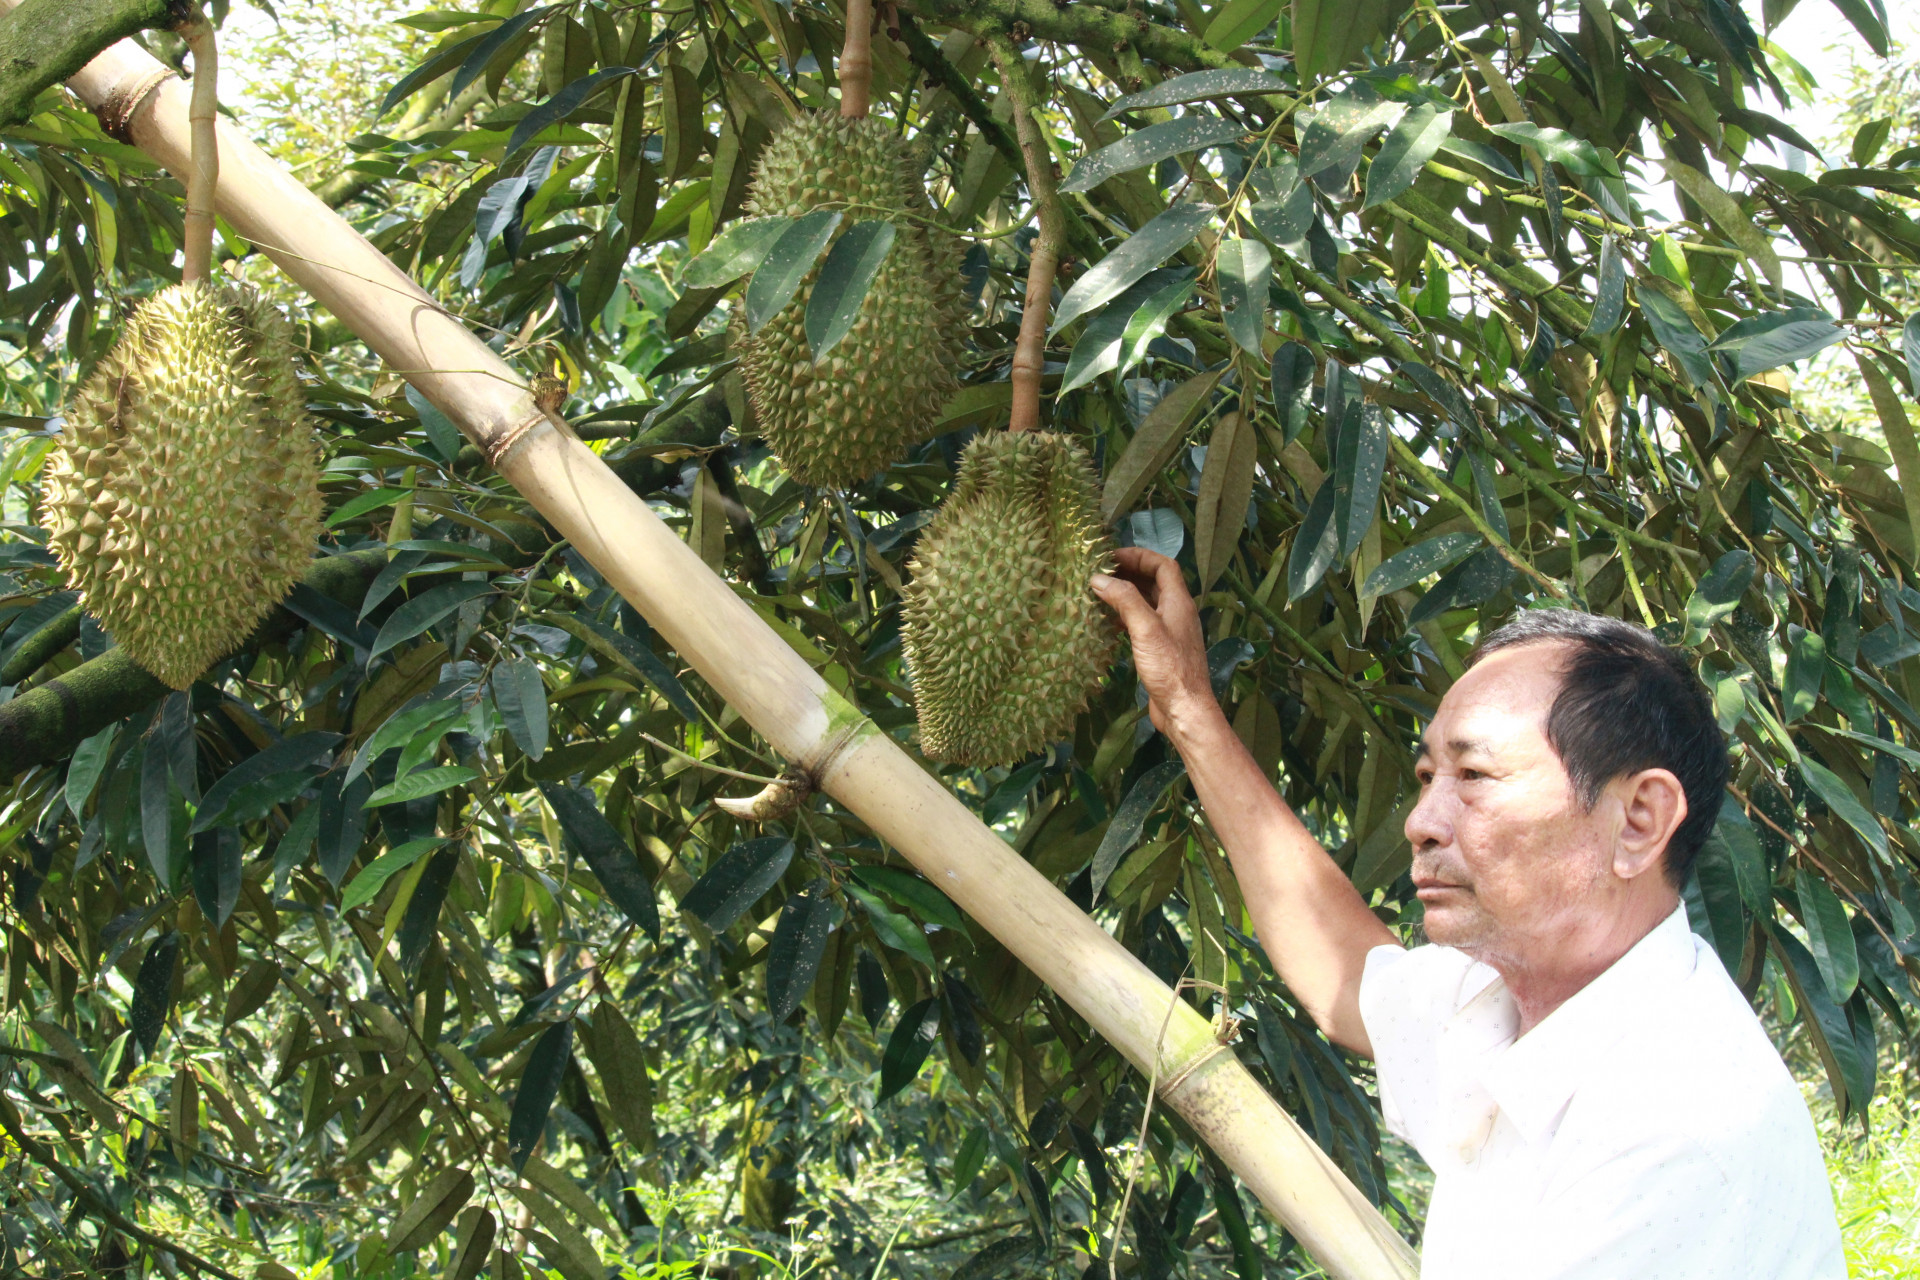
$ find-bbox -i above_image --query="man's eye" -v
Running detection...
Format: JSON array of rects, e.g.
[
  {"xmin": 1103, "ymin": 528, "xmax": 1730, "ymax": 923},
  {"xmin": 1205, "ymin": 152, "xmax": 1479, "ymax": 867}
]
[
  {"xmin": 1415, "ymin": 769, "xmax": 1434, "ymax": 786},
  {"xmin": 1460, "ymin": 768, "xmax": 1484, "ymax": 781}
]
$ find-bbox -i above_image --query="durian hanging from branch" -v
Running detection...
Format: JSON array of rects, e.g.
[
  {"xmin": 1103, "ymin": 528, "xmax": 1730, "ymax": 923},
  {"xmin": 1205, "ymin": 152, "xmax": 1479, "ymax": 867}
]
[
  {"xmin": 717, "ymin": 0, "xmax": 968, "ymax": 489},
  {"xmin": 901, "ymin": 35, "xmax": 1116, "ymax": 767},
  {"xmin": 42, "ymin": 10, "xmax": 322, "ymax": 691}
]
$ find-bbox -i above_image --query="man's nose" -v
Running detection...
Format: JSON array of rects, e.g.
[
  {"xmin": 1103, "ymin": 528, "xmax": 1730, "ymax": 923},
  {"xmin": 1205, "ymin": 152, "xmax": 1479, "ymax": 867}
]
[{"xmin": 1405, "ymin": 782, "xmax": 1451, "ymax": 851}]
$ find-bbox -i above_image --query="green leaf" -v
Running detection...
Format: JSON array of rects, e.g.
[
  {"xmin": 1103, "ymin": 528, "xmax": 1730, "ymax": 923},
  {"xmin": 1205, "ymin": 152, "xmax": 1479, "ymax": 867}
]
[
  {"xmin": 129, "ymin": 931, "xmax": 180, "ymax": 1058},
  {"xmin": 1638, "ymin": 285, "xmax": 1716, "ymax": 388},
  {"xmin": 1204, "ymin": 0, "xmax": 1287, "ymax": 51},
  {"xmin": 1099, "ymin": 67, "xmax": 1288, "ymax": 120},
  {"xmin": 1248, "ymin": 157, "xmax": 1316, "ymax": 243},
  {"xmin": 1332, "ymin": 402, "xmax": 1388, "ymax": 557},
  {"xmin": 508, "ymin": 1021, "xmax": 573, "ymax": 1172},
  {"xmin": 679, "ymin": 216, "xmax": 791, "ymax": 288},
  {"xmin": 1298, "ymin": 87, "xmax": 1402, "ymax": 183},
  {"xmin": 349, "ymin": 699, "xmax": 463, "ymax": 786},
  {"xmin": 681, "ymin": 836, "xmax": 794, "ymax": 931},
  {"xmin": 1581, "ymin": 235, "xmax": 1626, "ymax": 339},
  {"xmin": 1682, "ymin": 549, "xmax": 1755, "ymax": 647},
  {"xmin": 744, "ymin": 208, "xmax": 841, "ymax": 332},
  {"xmin": 1796, "ymin": 872, "xmax": 1859, "ymax": 1004},
  {"xmin": 1364, "ymin": 103, "xmax": 1452, "ymax": 209},
  {"xmin": 847, "ymin": 884, "xmax": 936, "ymax": 967},
  {"xmin": 767, "ymin": 881, "xmax": 835, "ymax": 1022},
  {"xmin": 1059, "ymin": 271, "xmax": 1180, "ymax": 395},
  {"xmin": 1436, "ymin": 136, "xmax": 1521, "ymax": 179},
  {"xmin": 506, "ymin": 66, "xmax": 638, "ymax": 158},
  {"xmin": 1487, "ymin": 122, "xmax": 1619, "ymax": 176},
  {"xmin": 1904, "ymin": 311, "xmax": 1920, "ymax": 397},
  {"xmin": 552, "ymin": 614, "xmax": 703, "ymax": 724},
  {"xmin": 1216, "ymin": 237, "xmax": 1271, "ymax": 355},
  {"xmin": 363, "ymin": 766, "xmax": 479, "ymax": 808},
  {"xmin": 1657, "ymin": 152, "xmax": 1781, "ymax": 287},
  {"xmin": 448, "ymin": 5, "xmax": 556, "ymax": 98},
  {"xmin": 1407, "ymin": 547, "xmax": 1514, "ymax": 625},
  {"xmin": 1060, "ymin": 117, "xmax": 1245, "ymax": 195},
  {"xmin": 1053, "ymin": 203, "xmax": 1212, "ymax": 334},
  {"xmin": 1116, "ymin": 272, "xmax": 1199, "ymax": 375},
  {"xmin": 877, "ymin": 998, "xmax": 941, "ymax": 1100},
  {"xmin": 1688, "ymin": 835, "xmax": 1747, "ymax": 975},
  {"xmin": 1100, "ymin": 367, "xmax": 1224, "ymax": 522},
  {"xmin": 804, "ymin": 220, "xmax": 895, "ymax": 360},
  {"xmin": 189, "ymin": 829, "xmax": 241, "ymax": 927},
  {"xmin": 1772, "ymin": 925, "xmax": 1873, "ymax": 1120},
  {"xmin": 378, "ymin": 21, "xmax": 501, "ymax": 117},
  {"xmin": 492, "ymin": 658, "xmax": 549, "ymax": 761},
  {"xmin": 951, "ymin": 1237, "xmax": 1044, "ymax": 1280},
  {"xmin": 65, "ymin": 725, "xmax": 116, "ymax": 818},
  {"xmin": 1270, "ymin": 341, "xmax": 1315, "ymax": 443},
  {"xmin": 1825, "ymin": 0, "xmax": 1890, "ymax": 56},
  {"xmin": 1092, "ymin": 761, "xmax": 1187, "ymax": 898},
  {"xmin": 192, "ymin": 732, "xmax": 341, "ymax": 833},
  {"xmin": 340, "ymin": 837, "xmax": 451, "ymax": 912},
  {"xmin": 1708, "ymin": 308, "xmax": 1842, "ymax": 379},
  {"xmin": 1798, "ymin": 755, "xmax": 1887, "ymax": 858},
  {"xmin": 536, "ymin": 781, "xmax": 660, "ymax": 938},
  {"xmin": 1361, "ymin": 533, "xmax": 1481, "ymax": 598},
  {"xmin": 371, "ymin": 582, "xmax": 494, "ymax": 657},
  {"xmin": 1709, "ymin": 806, "xmax": 1772, "ymax": 914},
  {"xmin": 1286, "ymin": 481, "xmax": 1340, "ymax": 602},
  {"xmin": 852, "ymin": 865, "xmax": 968, "ymax": 936},
  {"xmin": 327, "ymin": 487, "xmax": 412, "ymax": 528},
  {"xmin": 1783, "ymin": 625, "xmax": 1826, "ymax": 722}
]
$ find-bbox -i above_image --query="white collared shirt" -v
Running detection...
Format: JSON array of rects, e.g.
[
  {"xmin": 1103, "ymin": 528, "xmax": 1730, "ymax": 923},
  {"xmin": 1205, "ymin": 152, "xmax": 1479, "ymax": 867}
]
[{"xmin": 1358, "ymin": 906, "xmax": 1845, "ymax": 1279}]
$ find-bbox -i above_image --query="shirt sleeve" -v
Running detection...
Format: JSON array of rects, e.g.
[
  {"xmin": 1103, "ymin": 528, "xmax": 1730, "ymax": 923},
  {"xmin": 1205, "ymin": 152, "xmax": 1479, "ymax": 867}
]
[{"xmin": 1356, "ymin": 943, "xmax": 1457, "ymax": 1148}]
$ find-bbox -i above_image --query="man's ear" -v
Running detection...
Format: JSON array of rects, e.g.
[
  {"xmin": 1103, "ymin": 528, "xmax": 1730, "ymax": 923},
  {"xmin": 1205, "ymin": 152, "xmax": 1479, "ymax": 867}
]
[{"xmin": 1612, "ymin": 768, "xmax": 1688, "ymax": 881}]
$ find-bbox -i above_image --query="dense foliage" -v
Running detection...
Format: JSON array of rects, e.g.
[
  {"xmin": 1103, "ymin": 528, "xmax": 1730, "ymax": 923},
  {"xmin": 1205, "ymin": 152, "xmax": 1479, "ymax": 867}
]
[{"xmin": 1, "ymin": 0, "xmax": 1918, "ymax": 1276}]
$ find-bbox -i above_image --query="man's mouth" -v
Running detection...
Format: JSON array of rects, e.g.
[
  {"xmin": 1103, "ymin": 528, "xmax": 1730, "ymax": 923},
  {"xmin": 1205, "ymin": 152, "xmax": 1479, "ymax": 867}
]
[{"xmin": 1412, "ymin": 875, "xmax": 1468, "ymax": 900}]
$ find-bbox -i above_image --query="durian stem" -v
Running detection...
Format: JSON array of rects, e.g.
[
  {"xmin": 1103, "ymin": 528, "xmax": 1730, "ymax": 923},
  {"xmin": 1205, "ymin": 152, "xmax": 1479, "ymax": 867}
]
[
  {"xmin": 838, "ymin": 0, "xmax": 874, "ymax": 119},
  {"xmin": 179, "ymin": 9, "xmax": 217, "ymax": 284},
  {"xmin": 989, "ymin": 35, "xmax": 1062, "ymax": 435}
]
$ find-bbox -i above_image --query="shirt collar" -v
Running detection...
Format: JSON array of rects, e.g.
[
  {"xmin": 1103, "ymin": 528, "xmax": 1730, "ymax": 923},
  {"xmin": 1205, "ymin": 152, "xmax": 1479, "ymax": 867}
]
[{"xmin": 1477, "ymin": 905, "xmax": 1698, "ymax": 1146}]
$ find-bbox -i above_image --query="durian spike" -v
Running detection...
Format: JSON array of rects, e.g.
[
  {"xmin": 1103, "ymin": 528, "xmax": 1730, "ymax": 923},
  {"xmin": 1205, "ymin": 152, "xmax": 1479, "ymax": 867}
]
[
  {"xmin": 180, "ymin": 10, "xmax": 218, "ymax": 285},
  {"xmin": 989, "ymin": 35, "xmax": 1065, "ymax": 435},
  {"xmin": 839, "ymin": 0, "xmax": 874, "ymax": 119}
]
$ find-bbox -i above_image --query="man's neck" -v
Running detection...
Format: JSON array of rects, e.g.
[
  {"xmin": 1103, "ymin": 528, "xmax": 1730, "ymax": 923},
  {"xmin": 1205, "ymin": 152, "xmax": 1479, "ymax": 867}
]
[{"xmin": 1487, "ymin": 892, "xmax": 1678, "ymax": 1035}]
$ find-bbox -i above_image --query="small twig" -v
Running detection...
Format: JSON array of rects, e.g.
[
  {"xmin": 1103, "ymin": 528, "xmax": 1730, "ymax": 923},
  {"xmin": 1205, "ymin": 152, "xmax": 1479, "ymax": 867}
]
[{"xmin": 988, "ymin": 35, "xmax": 1063, "ymax": 434}]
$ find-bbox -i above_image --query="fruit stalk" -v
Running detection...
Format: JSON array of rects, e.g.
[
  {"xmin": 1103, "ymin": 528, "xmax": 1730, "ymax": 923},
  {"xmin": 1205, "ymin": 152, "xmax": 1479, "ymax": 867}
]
[
  {"xmin": 989, "ymin": 34, "xmax": 1062, "ymax": 434},
  {"xmin": 838, "ymin": 0, "xmax": 873, "ymax": 120},
  {"xmin": 179, "ymin": 8, "xmax": 216, "ymax": 284}
]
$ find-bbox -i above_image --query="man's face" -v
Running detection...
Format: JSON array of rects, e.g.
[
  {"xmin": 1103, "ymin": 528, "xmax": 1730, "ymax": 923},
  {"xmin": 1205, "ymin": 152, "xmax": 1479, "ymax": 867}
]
[{"xmin": 1405, "ymin": 641, "xmax": 1616, "ymax": 964}]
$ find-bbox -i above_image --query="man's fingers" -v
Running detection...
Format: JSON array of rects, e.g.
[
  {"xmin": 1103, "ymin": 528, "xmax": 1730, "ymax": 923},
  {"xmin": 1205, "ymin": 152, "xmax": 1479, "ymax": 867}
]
[{"xmin": 1089, "ymin": 572, "xmax": 1163, "ymax": 639}]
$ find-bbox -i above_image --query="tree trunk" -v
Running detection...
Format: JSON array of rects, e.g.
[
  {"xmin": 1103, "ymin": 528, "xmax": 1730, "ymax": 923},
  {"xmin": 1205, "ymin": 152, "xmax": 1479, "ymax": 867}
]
[
  {"xmin": 26, "ymin": 18, "xmax": 1417, "ymax": 1278},
  {"xmin": 0, "ymin": 0, "xmax": 185, "ymax": 126}
]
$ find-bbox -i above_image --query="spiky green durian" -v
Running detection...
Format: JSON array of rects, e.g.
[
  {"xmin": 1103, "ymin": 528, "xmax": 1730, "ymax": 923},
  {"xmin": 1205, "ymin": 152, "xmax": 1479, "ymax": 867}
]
[
  {"xmin": 903, "ymin": 432, "xmax": 1117, "ymax": 766},
  {"xmin": 43, "ymin": 281, "xmax": 323, "ymax": 689},
  {"xmin": 732, "ymin": 112, "xmax": 969, "ymax": 488}
]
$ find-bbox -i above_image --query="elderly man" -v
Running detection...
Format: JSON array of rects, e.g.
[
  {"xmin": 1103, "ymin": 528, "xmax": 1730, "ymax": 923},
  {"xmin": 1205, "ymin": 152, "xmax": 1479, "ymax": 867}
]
[{"xmin": 1091, "ymin": 547, "xmax": 1844, "ymax": 1279}]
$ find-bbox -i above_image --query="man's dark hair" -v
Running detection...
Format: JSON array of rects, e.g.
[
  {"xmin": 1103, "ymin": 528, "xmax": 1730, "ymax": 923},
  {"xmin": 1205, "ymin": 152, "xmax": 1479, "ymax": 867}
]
[{"xmin": 1468, "ymin": 608, "xmax": 1728, "ymax": 887}]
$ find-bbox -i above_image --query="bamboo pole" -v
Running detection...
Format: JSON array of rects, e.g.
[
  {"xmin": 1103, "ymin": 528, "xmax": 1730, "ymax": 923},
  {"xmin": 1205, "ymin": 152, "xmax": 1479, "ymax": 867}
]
[{"xmin": 36, "ymin": 20, "xmax": 1417, "ymax": 1279}]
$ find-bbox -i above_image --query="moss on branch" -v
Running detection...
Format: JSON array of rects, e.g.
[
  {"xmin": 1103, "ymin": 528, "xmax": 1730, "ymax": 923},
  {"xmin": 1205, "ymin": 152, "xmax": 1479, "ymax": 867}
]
[{"xmin": 0, "ymin": 0, "xmax": 190, "ymax": 126}]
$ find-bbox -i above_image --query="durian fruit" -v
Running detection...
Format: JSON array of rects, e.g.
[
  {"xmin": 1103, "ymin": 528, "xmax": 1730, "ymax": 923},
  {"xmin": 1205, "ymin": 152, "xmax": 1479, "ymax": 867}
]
[
  {"xmin": 43, "ymin": 281, "xmax": 323, "ymax": 689},
  {"xmin": 731, "ymin": 112, "xmax": 969, "ymax": 487},
  {"xmin": 903, "ymin": 432, "xmax": 1117, "ymax": 765}
]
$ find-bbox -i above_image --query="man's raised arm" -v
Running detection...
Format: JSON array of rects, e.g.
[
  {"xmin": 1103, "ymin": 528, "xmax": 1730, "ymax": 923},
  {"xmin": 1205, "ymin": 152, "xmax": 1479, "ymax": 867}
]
[{"xmin": 1091, "ymin": 547, "xmax": 1398, "ymax": 1055}]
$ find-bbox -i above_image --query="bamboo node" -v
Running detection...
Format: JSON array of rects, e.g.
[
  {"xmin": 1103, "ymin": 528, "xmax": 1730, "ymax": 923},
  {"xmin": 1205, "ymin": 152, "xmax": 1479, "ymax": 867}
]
[
  {"xmin": 481, "ymin": 406, "xmax": 547, "ymax": 469},
  {"xmin": 96, "ymin": 68, "xmax": 178, "ymax": 141},
  {"xmin": 1156, "ymin": 1039, "xmax": 1233, "ymax": 1099}
]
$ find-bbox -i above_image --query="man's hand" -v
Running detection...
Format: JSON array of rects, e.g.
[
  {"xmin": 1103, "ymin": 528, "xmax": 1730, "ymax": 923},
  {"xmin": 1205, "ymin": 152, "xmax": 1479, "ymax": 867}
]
[{"xmin": 1091, "ymin": 547, "xmax": 1216, "ymax": 737}]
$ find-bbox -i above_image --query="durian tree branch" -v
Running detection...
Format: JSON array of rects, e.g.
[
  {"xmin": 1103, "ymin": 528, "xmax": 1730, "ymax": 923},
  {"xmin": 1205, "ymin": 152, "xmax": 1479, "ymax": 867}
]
[
  {"xmin": 0, "ymin": 604, "xmax": 80, "ymax": 685},
  {"xmin": 0, "ymin": 0, "xmax": 187, "ymax": 126},
  {"xmin": 838, "ymin": 0, "xmax": 874, "ymax": 120},
  {"xmin": 899, "ymin": 0, "xmax": 1233, "ymax": 77},
  {"xmin": 990, "ymin": 34, "xmax": 1063, "ymax": 435},
  {"xmin": 36, "ymin": 22, "xmax": 1415, "ymax": 1278},
  {"xmin": 0, "ymin": 550, "xmax": 384, "ymax": 779}
]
